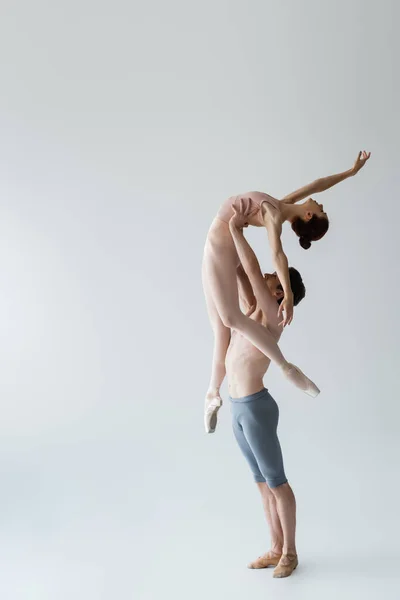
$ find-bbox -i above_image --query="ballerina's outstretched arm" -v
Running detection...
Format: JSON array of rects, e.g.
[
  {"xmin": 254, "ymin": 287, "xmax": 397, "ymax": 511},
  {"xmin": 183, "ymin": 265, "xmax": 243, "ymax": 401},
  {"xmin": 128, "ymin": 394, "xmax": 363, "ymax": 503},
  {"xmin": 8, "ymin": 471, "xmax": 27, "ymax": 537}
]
[
  {"xmin": 258, "ymin": 205, "xmax": 293, "ymax": 328},
  {"xmin": 282, "ymin": 150, "xmax": 371, "ymax": 205}
]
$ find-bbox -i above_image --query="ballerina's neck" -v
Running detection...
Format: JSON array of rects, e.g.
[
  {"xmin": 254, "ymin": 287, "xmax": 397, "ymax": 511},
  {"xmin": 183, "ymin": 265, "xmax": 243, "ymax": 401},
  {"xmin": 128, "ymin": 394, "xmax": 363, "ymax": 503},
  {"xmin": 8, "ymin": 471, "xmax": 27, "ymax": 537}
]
[{"xmin": 279, "ymin": 202, "xmax": 303, "ymax": 223}]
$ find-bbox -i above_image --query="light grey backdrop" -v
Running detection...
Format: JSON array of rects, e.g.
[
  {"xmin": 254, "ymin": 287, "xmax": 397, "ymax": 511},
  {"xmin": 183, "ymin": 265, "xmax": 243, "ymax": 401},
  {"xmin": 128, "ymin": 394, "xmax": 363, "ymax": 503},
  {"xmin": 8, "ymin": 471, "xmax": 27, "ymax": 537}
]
[{"xmin": 0, "ymin": 1, "xmax": 399, "ymax": 599}]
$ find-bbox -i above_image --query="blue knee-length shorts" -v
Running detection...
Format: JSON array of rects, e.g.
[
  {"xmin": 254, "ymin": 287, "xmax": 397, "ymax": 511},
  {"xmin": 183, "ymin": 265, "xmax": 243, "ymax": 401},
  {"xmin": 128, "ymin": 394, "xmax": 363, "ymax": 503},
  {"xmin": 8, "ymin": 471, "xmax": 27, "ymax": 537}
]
[{"xmin": 230, "ymin": 387, "xmax": 287, "ymax": 488}]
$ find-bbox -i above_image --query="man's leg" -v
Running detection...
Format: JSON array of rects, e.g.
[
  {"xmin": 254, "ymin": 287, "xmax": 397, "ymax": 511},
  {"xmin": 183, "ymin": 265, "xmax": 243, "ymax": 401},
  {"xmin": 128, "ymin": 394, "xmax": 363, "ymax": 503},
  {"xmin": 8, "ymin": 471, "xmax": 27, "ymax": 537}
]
[
  {"xmin": 257, "ymin": 483, "xmax": 284, "ymax": 555},
  {"xmin": 270, "ymin": 483, "xmax": 296, "ymax": 556},
  {"xmin": 231, "ymin": 405, "xmax": 280, "ymax": 566},
  {"xmin": 231, "ymin": 391, "xmax": 283, "ymax": 569},
  {"xmin": 270, "ymin": 482, "xmax": 298, "ymax": 578},
  {"xmin": 247, "ymin": 483, "xmax": 283, "ymax": 569},
  {"xmin": 240, "ymin": 390, "xmax": 298, "ymax": 576}
]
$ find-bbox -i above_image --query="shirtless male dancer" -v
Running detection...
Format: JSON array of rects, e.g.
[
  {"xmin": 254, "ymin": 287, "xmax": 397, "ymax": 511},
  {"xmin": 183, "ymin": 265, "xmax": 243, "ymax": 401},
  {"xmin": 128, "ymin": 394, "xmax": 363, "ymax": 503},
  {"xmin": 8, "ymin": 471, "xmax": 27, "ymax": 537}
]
[{"xmin": 210, "ymin": 205, "xmax": 308, "ymax": 578}]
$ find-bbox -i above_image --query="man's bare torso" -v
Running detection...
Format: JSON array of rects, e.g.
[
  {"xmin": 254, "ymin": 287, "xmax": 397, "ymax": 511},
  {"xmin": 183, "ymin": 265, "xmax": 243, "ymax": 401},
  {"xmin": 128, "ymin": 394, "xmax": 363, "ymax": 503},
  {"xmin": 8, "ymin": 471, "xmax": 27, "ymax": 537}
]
[{"xmin": 226, "ymin": 306, "xmax": 282, "ymax": 398}]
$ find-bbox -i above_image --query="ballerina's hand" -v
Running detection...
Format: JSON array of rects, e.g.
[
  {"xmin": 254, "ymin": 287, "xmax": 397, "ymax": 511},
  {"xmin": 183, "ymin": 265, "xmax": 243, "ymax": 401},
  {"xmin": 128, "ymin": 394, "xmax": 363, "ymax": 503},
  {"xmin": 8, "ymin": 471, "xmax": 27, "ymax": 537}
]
[
  {"xmin": 352, "ymin": 150, "xmax": 371, "ymax": 175},
  {"xmin": 229, "ymin": 198, "xmax": 258, "ymax": 229},
  {"xmin": 278, "ymin": 294, "xmax": 294, "ymax": 327}
]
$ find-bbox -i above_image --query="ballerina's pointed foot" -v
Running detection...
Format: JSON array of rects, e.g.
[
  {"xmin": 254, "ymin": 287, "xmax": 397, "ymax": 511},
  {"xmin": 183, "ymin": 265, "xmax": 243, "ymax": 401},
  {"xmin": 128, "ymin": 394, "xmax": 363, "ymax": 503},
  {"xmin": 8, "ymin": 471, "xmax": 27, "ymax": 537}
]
[
  {"xmin": 204, "ymin": 394, "xmax": 223, "ymax": 433},
  {"xmin": 283, "ymin": 363, "xmax": 320, "ymax": 397}
]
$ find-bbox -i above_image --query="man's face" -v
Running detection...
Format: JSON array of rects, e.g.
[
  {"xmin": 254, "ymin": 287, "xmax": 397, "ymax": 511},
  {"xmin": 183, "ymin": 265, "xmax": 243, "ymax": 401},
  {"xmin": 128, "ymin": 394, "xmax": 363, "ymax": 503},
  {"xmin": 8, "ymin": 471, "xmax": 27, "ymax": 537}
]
[{"xmin": 263, "ymin": 272, "xmax": 284, "ymax": 301}]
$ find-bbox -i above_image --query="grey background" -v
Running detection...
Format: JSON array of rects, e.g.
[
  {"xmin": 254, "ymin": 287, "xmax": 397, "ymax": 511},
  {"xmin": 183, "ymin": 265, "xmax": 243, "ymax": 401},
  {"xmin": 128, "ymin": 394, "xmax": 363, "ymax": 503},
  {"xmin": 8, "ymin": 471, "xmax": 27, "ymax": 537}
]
[{"xmin": 0, "ymin": 1, "xmax": 399, "ymax": 599}]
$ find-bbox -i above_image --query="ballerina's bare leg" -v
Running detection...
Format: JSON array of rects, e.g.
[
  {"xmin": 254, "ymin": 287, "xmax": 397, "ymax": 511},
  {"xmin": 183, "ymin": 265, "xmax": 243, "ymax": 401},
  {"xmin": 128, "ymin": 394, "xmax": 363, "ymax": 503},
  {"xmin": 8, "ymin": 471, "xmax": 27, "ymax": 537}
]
[
  {"xmin": 202, "ymin": 258, "xmax": 231, "ymax": 432},
  {"xmin": 202, "ymin": 262, "xmax": 231, "ymax": 397}
]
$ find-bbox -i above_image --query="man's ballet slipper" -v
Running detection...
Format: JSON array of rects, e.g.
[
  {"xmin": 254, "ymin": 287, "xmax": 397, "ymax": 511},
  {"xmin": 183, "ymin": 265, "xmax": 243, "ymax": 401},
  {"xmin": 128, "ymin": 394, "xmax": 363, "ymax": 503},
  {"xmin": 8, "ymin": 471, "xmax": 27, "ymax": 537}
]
[
  {"xmin": 283, "ymin": 364, "xmax": 320, "ymax": 398},
  {"xmin": 248, "ymin": 552, "xmax": 281, "ymax": 569},
  {"xmin": 273, "ymin": 554, "xmax": 298, "ymax": 578},
  {"xmin": 204, "ymin": 396, "xmax": 223, "ymax": 433}
]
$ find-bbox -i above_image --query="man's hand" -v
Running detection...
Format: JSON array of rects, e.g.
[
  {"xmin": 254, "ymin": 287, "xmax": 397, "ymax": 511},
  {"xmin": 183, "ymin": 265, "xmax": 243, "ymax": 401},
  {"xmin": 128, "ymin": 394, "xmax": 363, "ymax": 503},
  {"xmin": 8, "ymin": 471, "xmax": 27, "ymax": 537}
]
[
  {"xmin": 278, "ymin": 293, "xmax": 294, "ymax": 327},
  {"xmin": 351, "ymin": 150, "xmax": 371, "ymax": 175},
  {"xmin": 229, "ymin": 198, "xmax": 258, "ymax": 230}
]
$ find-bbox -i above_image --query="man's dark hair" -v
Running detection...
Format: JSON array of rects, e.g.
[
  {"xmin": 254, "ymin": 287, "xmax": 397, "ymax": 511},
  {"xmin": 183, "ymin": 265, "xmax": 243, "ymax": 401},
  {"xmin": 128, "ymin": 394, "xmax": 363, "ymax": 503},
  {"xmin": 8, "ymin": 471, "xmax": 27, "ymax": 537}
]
[{"xmin": 277, "ymin": 267, "xmax": 306, "ymax": 307}]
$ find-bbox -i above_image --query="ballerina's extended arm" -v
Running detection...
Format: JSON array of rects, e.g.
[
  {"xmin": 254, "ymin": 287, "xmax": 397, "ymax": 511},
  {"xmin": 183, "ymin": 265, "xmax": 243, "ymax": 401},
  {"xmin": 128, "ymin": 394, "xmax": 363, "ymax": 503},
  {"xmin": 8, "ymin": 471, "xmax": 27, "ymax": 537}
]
[
  {"xmin": 282, "ymin": 150, "xmax": 371, "ymax": 204},
  {"xmin": 260, "ymin": 209, "xmax": 293, "ymax": 327}
]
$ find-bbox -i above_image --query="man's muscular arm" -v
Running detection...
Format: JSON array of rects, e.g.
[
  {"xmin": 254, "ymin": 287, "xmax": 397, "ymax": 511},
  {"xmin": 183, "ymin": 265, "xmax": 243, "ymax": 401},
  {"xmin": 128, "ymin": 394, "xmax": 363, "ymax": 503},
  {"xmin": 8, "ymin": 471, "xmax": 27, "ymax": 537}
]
[{"xmin": 236, "ymin": 264, "xmax": 256, "ymax": 316}]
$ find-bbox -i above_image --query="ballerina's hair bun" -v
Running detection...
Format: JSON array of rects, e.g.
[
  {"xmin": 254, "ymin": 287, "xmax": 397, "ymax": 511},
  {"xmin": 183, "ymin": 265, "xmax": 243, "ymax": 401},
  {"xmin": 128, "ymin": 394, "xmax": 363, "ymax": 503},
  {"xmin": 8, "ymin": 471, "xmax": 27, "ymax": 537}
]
[
  {"xmin": 299, "ymin": 236, "xmax": 312, "ymax": 250},
  {"xmin": 291, "ymin": 214, "xmax": 329, "ymax": 249}
]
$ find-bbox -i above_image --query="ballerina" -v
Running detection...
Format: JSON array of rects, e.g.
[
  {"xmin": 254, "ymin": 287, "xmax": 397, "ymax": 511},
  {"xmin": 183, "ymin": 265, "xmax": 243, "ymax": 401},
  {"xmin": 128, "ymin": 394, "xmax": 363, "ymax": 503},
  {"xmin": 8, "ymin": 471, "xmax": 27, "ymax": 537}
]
[{"xmin": 203, "ymin": 151, "xmax": 371, "ymax": 432}]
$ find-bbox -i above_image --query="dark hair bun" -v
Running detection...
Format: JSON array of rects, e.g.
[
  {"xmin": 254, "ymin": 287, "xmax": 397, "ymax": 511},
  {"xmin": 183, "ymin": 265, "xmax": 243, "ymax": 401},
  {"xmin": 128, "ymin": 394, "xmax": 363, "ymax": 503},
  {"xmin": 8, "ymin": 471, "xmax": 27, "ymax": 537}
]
[{"xmin": 299, "ymin": 236, "xmax": 311, "ymax": 250}]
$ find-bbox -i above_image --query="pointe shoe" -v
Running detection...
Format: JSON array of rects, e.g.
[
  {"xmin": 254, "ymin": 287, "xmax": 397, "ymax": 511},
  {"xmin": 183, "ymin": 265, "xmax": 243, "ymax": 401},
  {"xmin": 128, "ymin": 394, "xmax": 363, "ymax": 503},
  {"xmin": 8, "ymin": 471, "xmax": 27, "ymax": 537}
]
[
  {"xmin": 273, "ymin": 553, "xmax": 298, "ymax": 578},
  {"xmin": 283, "ymin": 364, "xmax": 320, "ymax": 398},
  {"xmin": 204, "ymin": 395, "xmax": 223, "ymax": 433},
  {"xmin": 248, "ymin": 551, "xmax": 281, "ymax": 569}
]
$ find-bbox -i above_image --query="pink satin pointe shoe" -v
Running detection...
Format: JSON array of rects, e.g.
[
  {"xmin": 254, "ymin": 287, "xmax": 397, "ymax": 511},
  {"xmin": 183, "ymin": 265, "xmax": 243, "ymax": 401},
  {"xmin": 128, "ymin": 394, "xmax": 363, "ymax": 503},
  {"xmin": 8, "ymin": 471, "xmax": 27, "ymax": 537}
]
[
  {"xmin": 283, "ymin": 363, "xmax": 320, "ymax": 397},
  {"xmin": 204, "ymin": 395, "xmax": 223, "ymax": 433}
]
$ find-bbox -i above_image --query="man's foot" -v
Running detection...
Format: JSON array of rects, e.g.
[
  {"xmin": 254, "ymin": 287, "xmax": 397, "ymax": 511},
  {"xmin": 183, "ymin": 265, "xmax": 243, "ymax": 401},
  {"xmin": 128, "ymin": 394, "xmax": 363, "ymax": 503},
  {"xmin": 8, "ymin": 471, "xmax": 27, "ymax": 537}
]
[
  {"xmin": 282, "ymin": 363, "xmax": 320, "ymax": 397},
  {"xmin": 204, "ymin": 394, "xmax": 223, "ymax": 433},
  {"xmin": 248, "ymin": 551, "xmax": 281, "ymax": 569},
  {"xmin": 273, "ymin": 553, "xmax": 298, "ymax": 578}
]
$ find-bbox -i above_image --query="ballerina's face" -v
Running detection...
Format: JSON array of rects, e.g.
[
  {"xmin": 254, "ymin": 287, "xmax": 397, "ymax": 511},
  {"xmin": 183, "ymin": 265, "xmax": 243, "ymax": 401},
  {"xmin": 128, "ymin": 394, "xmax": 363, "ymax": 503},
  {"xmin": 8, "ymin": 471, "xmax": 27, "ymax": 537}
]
[{"xmin": 303, "ymin": 198, "xmax": 327, "ymax": 221}]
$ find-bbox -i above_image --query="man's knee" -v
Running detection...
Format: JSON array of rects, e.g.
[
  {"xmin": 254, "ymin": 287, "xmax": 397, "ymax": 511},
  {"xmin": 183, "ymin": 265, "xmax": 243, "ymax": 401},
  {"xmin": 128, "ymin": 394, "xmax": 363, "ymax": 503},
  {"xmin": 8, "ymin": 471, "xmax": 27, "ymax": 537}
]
[
  {"xmin": 270, "ymin": 481, "xmax": 291, "ymax": 498},
  {"xmin": 256, "ymin": 481, "xmax": 274, "ymax": 499}
]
